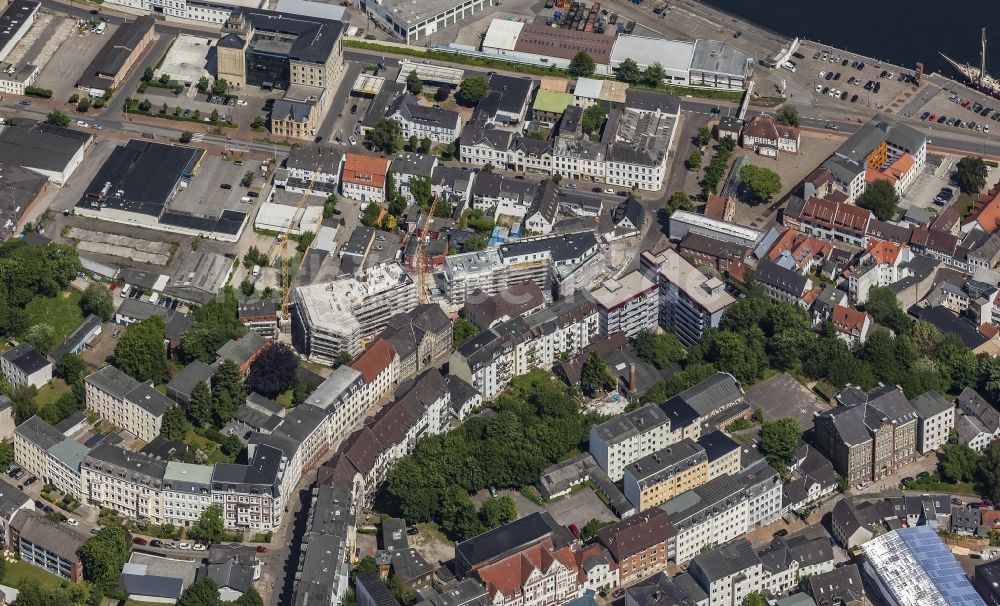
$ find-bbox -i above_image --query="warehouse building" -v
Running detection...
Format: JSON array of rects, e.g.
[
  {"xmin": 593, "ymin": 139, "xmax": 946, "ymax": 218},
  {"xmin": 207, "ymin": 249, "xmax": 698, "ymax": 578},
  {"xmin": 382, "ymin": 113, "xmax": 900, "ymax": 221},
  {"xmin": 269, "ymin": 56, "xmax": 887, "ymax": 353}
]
[
  {"xmin": 0, "ymin": 120, "xmax": 93, "ymax": 186},
  {"xmin": 364, "ymin": 0, "xmax": 495, "ymax": 45},
  {"xmin": 0, "ymin": 0, "xmax": 39, "ymax": 63},
  {"xmin": 76, "ymin": 16, "xmax": 156, "ymax": 97},
  {"xmin": 480, "ymin": 19, "xmax": 615, "ymax": 75}
]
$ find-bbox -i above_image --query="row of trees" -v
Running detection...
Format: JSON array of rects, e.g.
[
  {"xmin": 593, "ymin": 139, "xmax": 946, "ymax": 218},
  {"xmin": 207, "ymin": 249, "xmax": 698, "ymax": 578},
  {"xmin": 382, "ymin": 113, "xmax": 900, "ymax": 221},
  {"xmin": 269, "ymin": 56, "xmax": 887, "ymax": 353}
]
[
  {"xmin": 385, "ymin": 370, "xmax": 604, "ymax": 540},
  {"xmin": 938, "ymin": 437, "xmax": 1000, "ymax": 504}
]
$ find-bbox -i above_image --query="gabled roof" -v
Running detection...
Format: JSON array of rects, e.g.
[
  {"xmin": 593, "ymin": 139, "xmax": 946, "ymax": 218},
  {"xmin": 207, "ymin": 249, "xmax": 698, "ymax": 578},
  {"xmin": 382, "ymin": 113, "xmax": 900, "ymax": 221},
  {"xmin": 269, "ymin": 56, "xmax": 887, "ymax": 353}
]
[
  {"xmin": 831, "ymin": 305, "xmax": 869, "ymax": 336},
  {"xmin": 350, "ymin": 339, "xmax": 397, "ymax": 383},
  {"xmin": 742, "ymin": 114, "xmax": 800, "ymax": 142},
  {"xmin": 597, "ymin": 508, "xmax": 676, "ymax": 562},
  {"xmin": 755, "ymin": 259, "xmax": 809, "ymax": 296},
  {"xmin": 342, "ymin": 153, "xmax": 389, "ymax": 188},
  {"xmin": 2, "ymin": 343, "xmax": 50, "ymax": 375},
  {"xmin": 786, "ymin": 196, "xmax": 871, "ymax": 236}
]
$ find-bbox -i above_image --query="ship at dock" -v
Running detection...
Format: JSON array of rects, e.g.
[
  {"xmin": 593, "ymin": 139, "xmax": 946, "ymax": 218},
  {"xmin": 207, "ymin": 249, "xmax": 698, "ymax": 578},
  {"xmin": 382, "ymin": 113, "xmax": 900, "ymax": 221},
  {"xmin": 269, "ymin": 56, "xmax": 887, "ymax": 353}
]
[{"xmin": 941, "ymin": 27, "xmax": 1000, "ymax": 100}]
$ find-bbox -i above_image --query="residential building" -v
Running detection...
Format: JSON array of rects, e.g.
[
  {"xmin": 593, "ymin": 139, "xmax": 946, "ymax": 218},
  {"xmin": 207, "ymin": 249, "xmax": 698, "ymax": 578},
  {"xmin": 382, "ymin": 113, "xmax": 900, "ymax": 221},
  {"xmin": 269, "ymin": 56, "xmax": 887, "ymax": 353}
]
[
  {"xmin": 162, "ymin": 461, "xmax": 213, "ymax": 528},
  {"xmin": 454, "ymin": 511, "xmax": 574, "ymax": 575},
  {"xmin": 590, "ymin": 404, "xmax": 673, "ymax": 482},
  {"xmin": 8, "ymin": 509, "xmax": 86, "ymax": 582},
  {"xmin": 14, "ymin": 416, "xmax": 64, "ymax": 482},
  {"xmin": 211, "ymin": 444, "xmax": 285, "ymax": 531},
  {"xmin": 862, "ymin": 525, "xmax": 984, "ymax": 606},
  {"xmin": 975, "ymin": 559, "xmax": 1000, "ymax": 606},
  {"xmin": 806, "ymin": 565, "xmax": 866, "ymax": 606},
  {"xmin": 741, "ymin": 115, "xmax": 800, "ymax": 156},
  {"xmin": 847, "ymin": 239, "xmax": 913, "ymax": 304},
  {"xmin": 387, "ymin": 93, "xmax": 462, "ymax": 143},
  {"xmin": 238, "ymin": 298, "xmax": 279, "ymax": 339},
  {"xmin": 388, "ymin": 153, "xmax": 437, "ymax": 204},
  {"xmin": 291, "ymin": 482, "xmax": 354, "ymax": 606},
  {"xmin": 622, "ymin": 439, "xmax": 709, "ymax": 510},
  {"xmin": 782, "ymin": 196, "xmax": 872, "ymax": 247},
  {"xmin": 688, "ymin": 540, "xmax": 763, "ymax": 606},
  {"xmin": 658, "ymin": 464, "xmax": 784, "ymax": 565},
  {"xmin": 81, "ymin": 444, "xmax": 169, "ymax": 524},
  {"xmin": 281, "ymin": 144, "xmax": 344, "ymax": 196},
  {"xmin": 293, "ymin": 262, "xmax": 418, "ymax": 361},
  {"xmin": 597, "ymin": 508, "xmax": 676, "ymax": 585},
  {"xmin": 216, "ymin": 331, "xmax": 271, "ymax": 376},
  {"xmin": 697, "ymin": 430, "xmax": 741, "ymax": 479},
  {"xmin": 349, "ymin": 339, "xmax": 399, "ymax": 406},
  {"xmin": 0, "ymin": 478, "xmax": 31, "ymax": 546},
  {"xmin": 341, "ymin": 153, "xmax": 390, "ymax": 203},
  {"xmin": 758, "ymin": 533, "xmax": 834, "ymax": 596},
  {"xmin": 640, "ymin": 249, "xmax": 736, "ymax": 346},
  {"xmin": 814, "ymin": 385, "xmax": 918, "ymax": 484},
  {"xmin": 85, "ymin": 365, "xmax": 176, "ymax": 443},
  {"xmin": 45, "ymin": 438, "xmax": 87, "ymax": 498},
  {"xmin": 829, "ymin": 305, "xmax": 872, "ymax": 345},
  {"xmin": 0, "ymin": 343, "xmax": 51, "ymax": 389},
  {"xmin": 588, "ymin": 271, "xmax": 659, "ymax": 338},
  {"xmin": 677, "ymin": 232, "xmax": 748, "ymax": 275},
  {"xmin": 357, "ymin": 571, "xmax": 401, "ymax": 606},
  {"xmin": 909, "ymin": 390, "xmax": 955, "ymax": 454},
  {"xmin": 465, "ymin": 282, "xmax": 546, "ymax": 330},
  {"xmin": 820, "ymin": 118, "xmax": 927, "ymax": 203},
  {"xmin": 378, "ymin": 303, "xmax": 453, "ymax": 381},
  {"xmin": 955, "ymin": 387, "xmax": 1000, "ymax": 453}
]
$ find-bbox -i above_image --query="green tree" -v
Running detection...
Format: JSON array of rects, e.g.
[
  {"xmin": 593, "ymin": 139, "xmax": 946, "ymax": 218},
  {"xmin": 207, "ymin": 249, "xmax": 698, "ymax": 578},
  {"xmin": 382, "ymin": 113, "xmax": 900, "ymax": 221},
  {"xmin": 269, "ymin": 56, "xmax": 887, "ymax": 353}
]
[
  {"xmin": 221, "ymin": 435, "xmax": 242, "ymax": 457},
  {"xmin": 979, "ymin": 440, "xmax": 1000, "ymax": 504},
  {"xmin": 956, "ymin": 156, "xmax": 989, "ymax": 194},
  {"xmin": 251, "ymin": 115, "xmax": 265, "ymax": 129},
  {"xmin": 580, "ymin": 518, "xmax": 611, "ymax": 541},
  {"xmin": 240, "ymin": 171, "xmax": 255, "ymax": 188},
  {"xmin": 160, "ymin": 405, "xmax": 187, "ymax": 441},
  {"xmin": 743, "ymin": 591, "xmax": 767, "ymax": 606},
  {"xmin": 46, "ymin": 110, "xmax": 70, "ymax": 127},
  {"xmin": 617, "ymin": 57, "xmax": 641, "ymax": 83},
  {"xmin": 856, "ymin": 179, "xmax": 899, "ymax": 221},
  {"xmin": 776, "ymin": 105, "xmax": 800, "ymax": 127},
  {"xmin": 179, "ymin": 287, "xmax": 245, "ymax": 363},
  {"xmin": 81, "ymin": 283, "xmax": 114, "ymax": 320},
  {"xmin": 568, "ymin": 51, "xmax": 596, "ymax": 77},
  {"xmin": 634, "ymin": 331, "xmax": 685, "ymax": 369},
  {"xmin": 582, "ymin": 104, "xmax": 605, "ymax": 136},
  {"xmin": 739, "ymin": 164, "xmax": 782, "ymax": 203},
  {"xmin": 323, "ymin": 194, "xmax": 339, "ymax": 218},
  {"xmin": 478, "ymin": 495, "xmax": 517, "ymax": 530},
  {"xmin": 407, "ymin": 135, "xmax": 419, "ymax": 152},
  {"xmin": 439, "ymin": 486, "xmax": 481, "ymax": 540},
  {"xmin": 909, "ymin": 320, "xmax": 942, "ymax": 357},
  {"xmin": 77, "ymin": 527, "xmax": 130, "ymax": 593},
  {"xmin": 410, "ymin": 176, "xmax": 433, "ymax": 207},
  {"xmin": 137, "ymin": 98, "xmax": 152, "ymax": 112},
  {"xmin": 296, "ymin": 230, "xmax": 315, "ymax": 254},
  {"xmin": 760, "ymin": 418, "xmax": 802, "ymax": 476},
  {"xmin": 210, "ymin": 78, "xmax": 229, "ymax": 96},
  {"xmin": 196, "ymin": 76, "xmax": 210, "ymax": 92},
  {"xmin": 440, "ymin": 143, "xmax": 457, "ymax": 161},
  {"xmin": 180, "ymin": 131, "xmax": 193, "ymax": 144},
  {"xmin": 210, "ymin": 109, "xmax": 220, "ymax": 122},
  {"xmin": 457, "ymin": 76, "xmax": 488, "ymax": 105},
  {"xmin": 0, "ymin": 441, "xmax": 14, "ymax": 475},
  {"xmin": 453, "ymin": 318, "xmax": 479, "ymax": 347},
  {"xmin": 369, "ymin": 119, "xmax": 403, "ymax": 154},
  {"xmin": 939, "ymin": 440, "xmax": 981, "ymax": 483},
  {"xmin": 691, "ymin": 329, "xmax": 767, "ymax": 384},
  {"xmin": 142, "ymin": 66, "xmax": 154, "ymax": 82},
  {"xmin": 687, "ymin": 148, "xmax": 702, "ymax": 171},
  {"xmin": 333, "ymin": 351, "xmax": 353, "ymax": 368},
  {"xmin": 464, "ymin": 233, "xmax": 488, "ymax": 252},
  {"xmin": 419, "ymin": 137, "xmax": 432, "ymax": 154},
  {"xmin": 211, "ymin": 360, "xmax": 244, "ymax": 426},
  {"xmin": 666, "ymin": 191, "xmax": 695, "ymax": 215},
  {"xmin": 114, "ymin": 316, "xmax": 166, "ymax": 383},
  {"xmin": 23, "ymin": 323, "xmax": 55, "ymax": 354},
  {"xmin": 240, "ymin": 278, "xmax": 255, "ymax": 297},
  {"xmin": 177, "ymin": 577, "xmax": 220, "ymax": 606},
  {"xmin": 187, "ymin": 380, "xmax": 213, "ymax": 427},
  {"xmin": 405, "ymin": 70, "xmax": 423, "ymax": 95},
  {"xmin": 361, "ymin": 202, "xmax": 382, "ymax": 227},
  {"xmin": 696, "ymin": 126, "xmax": 712, "ymax": 147},
  {"xmin": 581, "ymin": 349, "xmax": 616, "ymax": 396},
  {"xmin": 77, "ymin": 97, "xmax": 91, "ymax": 113},
  {"xmin": 189, "ymin": 504, "xmax": 225, "ymax": 544},
  {"xmin": 863, "ymin": 286, "xmax": 913, "ymax": 334},
  {"xmin": 641, "ymin": 63, "xmax": 667, "ymax": 86},
  {"xmin": 52, "ymin": 353, "xmax": 88, "ymax": 385},
  {"xmin": 234, "ymin": 589, "xmax": 264, "ymax": 606}
]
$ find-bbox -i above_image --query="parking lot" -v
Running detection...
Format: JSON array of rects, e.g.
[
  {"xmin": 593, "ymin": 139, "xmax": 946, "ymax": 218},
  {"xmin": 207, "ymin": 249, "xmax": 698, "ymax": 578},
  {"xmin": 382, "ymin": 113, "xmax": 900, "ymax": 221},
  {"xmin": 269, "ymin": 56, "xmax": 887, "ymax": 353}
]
[
  {"xmin": 155, "ymin": 33, "xmax": 214, "ymax": 85},
  {"xmin": 31, "ymin": 20, "xmax": 116, "ymax": 103},
  {"xmin": 897, "ymin": 155, "xmax": 956, "ymax": 212},
  {"xmin": 475, "ymin": 486, "xmax": 618, "ymax": 530},
  {"xmin": 912, "ymin": 87, "xmax": 1000, "ymax": 137},
  {"xmin": 171, "ymin": 154, "xmax": 258, "ymax": 215}
]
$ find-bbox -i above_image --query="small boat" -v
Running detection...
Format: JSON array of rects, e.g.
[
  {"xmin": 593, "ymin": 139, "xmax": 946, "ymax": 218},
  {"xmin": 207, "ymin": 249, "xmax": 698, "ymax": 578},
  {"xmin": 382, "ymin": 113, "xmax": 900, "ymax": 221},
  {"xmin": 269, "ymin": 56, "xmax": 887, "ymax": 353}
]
[{"xmin": 941, "ymin": 27, "xmax": 1000, "ymax": 100}]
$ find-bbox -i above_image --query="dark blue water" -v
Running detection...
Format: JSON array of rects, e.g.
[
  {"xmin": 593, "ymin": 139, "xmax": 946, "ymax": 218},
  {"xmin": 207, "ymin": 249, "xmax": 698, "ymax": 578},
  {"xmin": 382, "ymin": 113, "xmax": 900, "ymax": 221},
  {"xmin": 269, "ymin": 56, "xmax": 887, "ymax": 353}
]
[{"xmin": 704, "ymin": 0, "xmax": 1000, "ymax": 77}]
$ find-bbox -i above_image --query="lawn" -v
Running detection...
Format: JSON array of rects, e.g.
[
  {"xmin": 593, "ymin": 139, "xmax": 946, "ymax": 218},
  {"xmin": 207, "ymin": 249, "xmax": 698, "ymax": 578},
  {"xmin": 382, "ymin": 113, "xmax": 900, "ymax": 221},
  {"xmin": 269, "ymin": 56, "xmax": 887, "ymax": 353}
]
[
  {"xmin": 23, "ymin": 290, "xmax": 84, "ymax": 346},
  {"xmin": 275, "ymin": 389, "xmax": 294, "ymax": 407},
  {"xmin": 902, "ymin": 473, "xmax": 979, "ymax": 495},
  {"xmin": 2, "ymin": 559, "xmax": 67, "ymax": 590},
  {"xmin": 35, "ymin": 379, "xmax": 71, "ymax": 410}
]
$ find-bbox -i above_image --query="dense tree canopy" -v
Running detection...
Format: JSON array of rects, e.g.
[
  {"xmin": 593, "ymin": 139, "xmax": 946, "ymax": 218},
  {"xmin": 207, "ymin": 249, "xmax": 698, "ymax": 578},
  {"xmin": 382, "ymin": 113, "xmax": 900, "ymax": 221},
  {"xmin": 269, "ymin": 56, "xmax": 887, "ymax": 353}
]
[
  {"xmin": 617, "ymin": 58, "xmax": 641, "ymax": 83},
  {"xmin": 0, "ymin": 241, "xmax": 81, "ymax": 338},
  {"xmin": 760, "ymin": 418, "xmax": 801, "ymax": 476},
  {"xmin": 187, "ymin": 380, "xmax": 213, "ymax": 427},
  {"xmin": 457, "ymin": 77, "xmax": 488, "ymax": 105},
  {"xmin": 581, "ymin": 349, "xmax": 616, "ymax": 396},
  {"xmin": 81, "ymin": 283, "xmax": 114, "ymax": 321},
  {"xmin": 78, "ymin": 527, "xmax": 131, "ymax": 593},
  {"xmin": 248, "ymin": 342, "xmax": 299, "ymax": 398},
  {"xmin": 739, "ymin": 164, "xmax": 782, "ymax": 203},
  {"xmin": 856, "ymin": 179, "xmax": 899, "ymax": 221},
  {"xmin": 568, "ymin": 52, "xmax": 596, "ymax": 77},
  {"xmin": 179, "ymin": 288, "xmax": 245, "ymax": 363},
  {"xmin": 211, "ymin": 360, "xmax": 245, "ymax": 427},
  {"xmin": 114, "ymin": 316, "xmax": 166, "ymax": 383},
  {"xmin": 188, "ymin": 504, "xmax": 225, "ymax": 543},
  {"xmin": 776, "ymin": 105, "xmax": 800, "ymax": 127},
  {"xmin": 634, "ymin": 331, "xmax": 686, "ymax": 369},
  {"xmin": 160, "ymin": 405, "xmax": 188, "ymax": 441},
  {"xmin": 956, "ymin": 156, "xmax": 989, "ymax": 194},
  {"xmin": 581, "ymin": 105, "xmax": 606, "ymax": 136},
  {"xmin": 368, "ymin": 119, "xmax": 402, "ymax": 154},
  {"xmin": 862, "ymin": 286, "xmax": 913, "ymax": 334},
  {"xmin": 666, "ymin": 191, "xmax": 696, "ymax": 215}
]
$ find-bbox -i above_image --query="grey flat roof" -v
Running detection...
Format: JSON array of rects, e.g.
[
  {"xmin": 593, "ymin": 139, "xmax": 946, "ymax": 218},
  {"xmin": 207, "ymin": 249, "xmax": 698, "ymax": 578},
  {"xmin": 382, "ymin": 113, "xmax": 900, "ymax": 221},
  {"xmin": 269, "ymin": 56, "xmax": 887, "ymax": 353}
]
[
  {"xmin": 690, "ymin": 39, "xmax": 752, "ymax": 78},
  {"xmin": 0, "ymin": 477, "xmax": 30, "ymax": 519},
  {"xmin": 15, "ymin": 416, "xmax": 64, "ymax": 451},
  {"xmin": 46, "ymin": 438, "xmax": 89, "ymax": 471},
  {"xmin": 2, "ymin": 343, "xmax": 49, "ymax": 375},
  {"xmin": 234, "ymin": 8, "xmax": 343, "ymax": 64},
  {"xmin": 0, "ymin": 120, "xmax": 91, "ymax": 176},
  {"xmin": 87, "ymin": 365, "xmax": 140, "ymax": 400},
  {"xmin": 119, "ymin": 573, "xmax": 184, "ymax": 599}
]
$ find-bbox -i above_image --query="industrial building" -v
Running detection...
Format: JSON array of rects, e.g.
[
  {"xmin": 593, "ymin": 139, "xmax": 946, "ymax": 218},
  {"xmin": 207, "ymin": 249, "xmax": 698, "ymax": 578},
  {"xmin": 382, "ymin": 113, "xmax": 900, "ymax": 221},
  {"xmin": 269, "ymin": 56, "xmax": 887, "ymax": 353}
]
[
  {"xmin": 364, "ymin": 0, "xmax": 495, "ymax": 45},
  {"xmin": 480, "ymin": 19, "xmax": 615, "ymax": 75},
  {"xmin": 0, "ymin": 0, "xmax": 39, "ymax": 63},
  {"xmin": 0, "ymin": 120, "xmax": 93, "ymax": 186},
  {"xmin": 73, "ymin": 140, "xmax": 249, "ymax": 241},
  {"xmin": 216, "ymin": 8, "xmax": 344, "ymax": 140},
  {"xmin": 76, "ymin": 16, "xmax": 156, "ymax": 97}
]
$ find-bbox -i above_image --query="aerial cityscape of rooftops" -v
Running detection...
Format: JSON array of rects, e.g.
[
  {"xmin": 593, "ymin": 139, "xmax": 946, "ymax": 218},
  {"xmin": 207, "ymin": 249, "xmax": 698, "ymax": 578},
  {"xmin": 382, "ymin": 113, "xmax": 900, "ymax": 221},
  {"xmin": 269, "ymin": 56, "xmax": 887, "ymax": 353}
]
[{"xmin": 4, "ymin": 0, "xmax": 1000, "ymax": 605}]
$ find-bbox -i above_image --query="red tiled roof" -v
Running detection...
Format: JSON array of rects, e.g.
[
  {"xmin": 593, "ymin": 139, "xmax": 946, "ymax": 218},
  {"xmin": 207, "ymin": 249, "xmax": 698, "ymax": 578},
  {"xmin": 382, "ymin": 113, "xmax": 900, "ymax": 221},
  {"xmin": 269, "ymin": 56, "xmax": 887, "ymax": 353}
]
[
  {"xmin": 349, "ymin": 338, "xmax": 396, "ymax": 383},
  {"xmin": 704, "ymin": 194, "xmax": 727, "ymax": 220},
  {"xmin": 832, "ymin": 305, "xmax": 870, "ymax": 335},
  {"xmin": 476, "ymin": 539, "xmax": 577, "ymax": 599},
  {"xmin": 865, "ymin": 153, "xmax": 914, "ymax": 186},
  {"xmin": 969, "ymin": 184, "xmax": 1000, "ymax": 233},
  {"xmin": 767, "ymin": 229, "xmax": 833, "ymax": 271},
  {"xmin": 342, "ymin": 153, "xmax": 389, "ymax": 188},
  {"xmin": 866, "ymin": 238, "xmax": 906, "ymax": 266},
  {"xmin": 794, "ymin": 196, "xmax": 871, "ymax": 236}
]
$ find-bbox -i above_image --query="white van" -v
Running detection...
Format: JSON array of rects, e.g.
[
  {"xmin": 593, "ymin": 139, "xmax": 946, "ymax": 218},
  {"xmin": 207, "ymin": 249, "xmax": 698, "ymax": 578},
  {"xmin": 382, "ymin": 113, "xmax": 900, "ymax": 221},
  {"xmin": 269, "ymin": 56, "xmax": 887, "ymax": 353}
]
[
  {"xmin": 781, "ymin": 60, "xmax": 797, "ymax": 73},
  {"xmin": 93, "ymin": 22, "xmax": 106, "ymax": 35},
  {"xmin": 252, "ymin": 265, "xmax": 261, "ymax": 277}
]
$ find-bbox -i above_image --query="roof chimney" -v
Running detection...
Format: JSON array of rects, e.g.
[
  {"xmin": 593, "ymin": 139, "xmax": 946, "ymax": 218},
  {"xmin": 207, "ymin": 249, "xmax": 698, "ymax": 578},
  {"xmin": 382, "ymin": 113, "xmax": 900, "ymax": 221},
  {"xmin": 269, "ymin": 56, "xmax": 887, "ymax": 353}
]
[{"xmin": 629, "ymin": 363, "xmax": 637, "ymax": 393}]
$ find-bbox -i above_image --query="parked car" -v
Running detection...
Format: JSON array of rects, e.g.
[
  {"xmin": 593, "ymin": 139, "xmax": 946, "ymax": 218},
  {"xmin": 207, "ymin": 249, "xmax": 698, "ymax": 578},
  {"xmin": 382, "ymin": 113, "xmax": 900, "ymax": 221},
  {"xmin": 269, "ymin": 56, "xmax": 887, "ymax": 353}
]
[
  {"xmin": 917, "ymin": 471, "xmax": 930, "ymax": 479},
  {"xmin": 256, "ymin": 546, "xmax": 269, "ymax": 553},
  {"xmin": 65, "ymin": 518, "xmax": 78, "ymax": 526},
  {"xmin": 220, "ymin": 183, "xmax": 232, "ymax": 190},
  {"xmin": 568, "ymin": 524, "xmax": 580, "ymax": 537},
  {"xmin": 133, "ymin": 537, "xmax": 149, "ymax": 546},
  {"xmin": 179, "ymin": 543, "xmax": 191, "ymax": 550},
  {"xmin": 193, "ymin": 543, "xmax": 207, "ymax": 551},
  {"xmin": 773, "ymin": 529, "xmax": 788, "ymax": 538},
  {"xmin": 150, "ymin": 539, "xmax": 163, "ymax": 548}
]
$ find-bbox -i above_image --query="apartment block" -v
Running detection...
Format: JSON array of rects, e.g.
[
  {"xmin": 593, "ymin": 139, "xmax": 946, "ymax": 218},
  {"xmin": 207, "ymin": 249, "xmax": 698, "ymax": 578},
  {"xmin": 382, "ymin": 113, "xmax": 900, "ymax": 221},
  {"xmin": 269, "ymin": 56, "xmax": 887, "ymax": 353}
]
[
  {"xmin": 588, "ymin": 271, "xmax": 659, "ymax": 338},
  {"xmin": 85, "ymin": 365, "xmax": 176, "ymax": 442},
  {"xmin": 909, "ymin": 390, "xmax": 954, "ymax": 455},
  {"xmin": 590, "ymin": 404, "xmax": 673, "ymax": 482},
  {"xmin": 622, "ymin": 439, "xmax": 709, "ymax": 510},
  {"xmin": 597, "ymin": 508, "xmax": 676, "ymax": 585}
]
